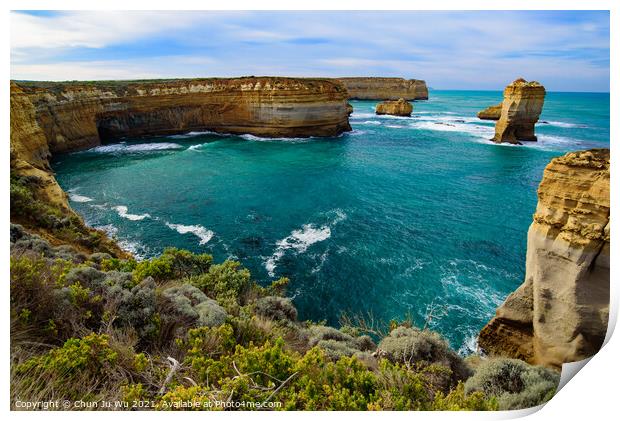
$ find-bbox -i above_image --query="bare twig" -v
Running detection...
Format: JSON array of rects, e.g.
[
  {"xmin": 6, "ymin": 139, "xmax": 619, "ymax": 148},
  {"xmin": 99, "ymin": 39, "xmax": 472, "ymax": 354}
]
[{"xmin": 159, "ymin": 356, "xmax": 180, "ymax": 395}]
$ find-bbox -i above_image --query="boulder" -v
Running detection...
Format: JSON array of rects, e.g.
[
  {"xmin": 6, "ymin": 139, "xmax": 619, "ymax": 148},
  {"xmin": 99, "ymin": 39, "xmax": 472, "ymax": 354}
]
[
  {"xmin": 375, "ymin": 98, "xmax": 413, "ymax": 117},
  {"xmin": 477, "ymin": 103, "xmax": 502, "ymax": 120}
]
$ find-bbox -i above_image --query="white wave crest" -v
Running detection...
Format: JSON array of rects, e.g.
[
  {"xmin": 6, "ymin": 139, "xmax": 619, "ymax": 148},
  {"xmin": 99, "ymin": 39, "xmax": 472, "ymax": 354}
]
[
  {"xmin": 113, "ymin": 205, "xmax": 151, "ymax": 221},
  {"xmin": 89, "ymin": 142, "xmax": 183, "ymax": 153},
  {"xmin": 168, "ymin": 130, "xmax": 226, "ymax": 139},
  {"xmin": 69, "ymin": 193, "xmax": 93, "ymax": 203},
  {"xmin": 265, "ymin": 209, "xmax": 345, "ymax": 277},
  {"xmin": 411, "ymin": 120, "xmax": 495, "ymax": 139},
  {"xmin": 265, "ymin": 224, "xmax": 331, "ymax": 277},
  {"xmin": 539, "ymin": 120, "xmax": 586, "ymax": 128},
  {"xmin": 165, "ymin": 222, "xmax": 214, "ymax": 245}
]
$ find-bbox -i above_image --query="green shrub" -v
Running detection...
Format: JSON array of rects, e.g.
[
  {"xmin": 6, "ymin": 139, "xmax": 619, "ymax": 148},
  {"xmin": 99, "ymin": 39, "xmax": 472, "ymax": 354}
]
[
  {"xmin": 282, "ymin": 347, "xmax": 377, "ymax": 410},
  {"xmin": 254, "ymin": 296, "xmax": 298, "ymax": 322},
  {"xmin": 376, "ymin": 327, "xmax": 472, "ymax": 388},
  {"xmin": 304, "ymin": 325, "xmax": 376, "ymax": 360},
  {"xmin": 133, "ymin": 248, "xmax": 212, "ymax": 283},
  {"xmin": 464, "ymin": 358, "xmax": 559, "ymax": 410},
  {"xmin": 160, "ymin": 284, "xmax": 228, "ymax": 329},
  {"xmin": 189, "ymin": 260, "xmax": 251, "ymax": 310}
]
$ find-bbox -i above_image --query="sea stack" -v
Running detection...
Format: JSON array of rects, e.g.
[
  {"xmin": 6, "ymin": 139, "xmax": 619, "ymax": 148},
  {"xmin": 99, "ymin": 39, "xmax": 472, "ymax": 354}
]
[
  {"xmin": 375, "ymin": 98, "xmax": 413, "ymax": 117},
  {"xmin": 490, "ymin": 78, "xmax": 546, "ymax": 144},
  {"xmin": 479, "ymin": 149, "xmax": 610, "ymax": 369}
]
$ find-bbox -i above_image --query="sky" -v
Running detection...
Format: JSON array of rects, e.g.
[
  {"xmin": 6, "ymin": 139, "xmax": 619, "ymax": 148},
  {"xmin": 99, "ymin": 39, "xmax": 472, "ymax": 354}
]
[{"xmin": 10, "ymin": 10, "xmax": 610, "ymax": 91}]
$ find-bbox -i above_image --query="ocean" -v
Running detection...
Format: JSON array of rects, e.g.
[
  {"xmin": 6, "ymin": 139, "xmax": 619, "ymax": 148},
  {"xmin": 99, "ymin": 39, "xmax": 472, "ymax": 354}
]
[{"xmin": 52, "ymin": 90, "xmax": 610, "ymax": 353}]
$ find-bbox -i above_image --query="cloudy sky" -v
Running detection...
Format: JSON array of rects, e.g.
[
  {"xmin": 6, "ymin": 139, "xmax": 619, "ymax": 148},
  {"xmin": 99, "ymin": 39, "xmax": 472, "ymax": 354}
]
[{"xmin": 10, "ymin": 10, "xmax": 610, "ymax": 91}]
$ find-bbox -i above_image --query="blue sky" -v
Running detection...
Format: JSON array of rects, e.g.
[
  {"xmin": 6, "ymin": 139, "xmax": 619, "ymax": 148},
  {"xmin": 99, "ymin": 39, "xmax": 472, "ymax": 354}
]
[{"xmin": 10, "ymin": 10, "xmax": 610, "ymax": 91}]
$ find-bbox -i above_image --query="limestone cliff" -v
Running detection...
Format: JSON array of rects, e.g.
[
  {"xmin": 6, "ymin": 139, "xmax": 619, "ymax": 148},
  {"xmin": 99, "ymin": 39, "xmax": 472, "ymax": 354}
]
[
  {"xmin": 491, "ymin": 78, "xmax": 545, "ymax": 144},
  {"xmin": 336, "ymin": 77, "xmax": 428, "ymax": 100},
  {"xmin": 11, "ymin": 77, "xmax": 351, "ymax": 255},
  {"xmin": 479, "ymin": 149, "xmax": 610, "ymax": 369},
  {"xmin": 477, "ymin": 103, "xmax": 502, "ymax": 121},
  {"xmin": 14, "ymin": 77, "xmax": 352, "ymax": 154},
  {"xmin": 375, "ymin": 98, "xmax": 413, "ymax": 117}
]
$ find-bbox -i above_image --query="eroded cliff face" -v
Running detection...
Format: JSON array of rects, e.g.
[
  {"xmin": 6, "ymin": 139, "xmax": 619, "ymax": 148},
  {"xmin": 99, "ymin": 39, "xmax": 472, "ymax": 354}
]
[
  {"xmin": 15, "ymin": 77, "xmax": 352, "ymax": 154},
  {"xmin": 375, "ymin": 98, "xmax": 413, "ymax": 117},
  {"xmin": 491, "ymin": 78, "xmax": 545, "ymax": 144},
  {"xmin": 336, "ymin": 77, "xmax": 428, "ymax": 100},
  {"xmin": 479, "ymin": 149, "xmax": 610, "ymax": 369}
]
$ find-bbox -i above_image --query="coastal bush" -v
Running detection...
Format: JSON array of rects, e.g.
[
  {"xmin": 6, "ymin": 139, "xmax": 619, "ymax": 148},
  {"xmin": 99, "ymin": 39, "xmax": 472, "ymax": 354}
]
[
  {"xmin": 254, "ymin": 296, "xmax": 298, "ymax": 322},
  {"xmin": 189, "ymin": 260, "xmax": 251, "ymax": 310},
  {"xmin": 464, "ymin": 358, "xmax": 559, "ymax": 410},
  {"xmin": 376, "ymin": 327, "xmax": 472, "ymax": 388},
  {"xmin": 133, "ymin": 248, "xmax": 212, "ymax": 283},
  {"xmin": 10, "ymin": 223, "xmax": 506, "ymax": 411},
  {"xmin": 14, "ymin": 333, "xmax": 118, "ymax": 400},
  {"xmin": 305, "ymin": 325, "xmax": 376, "ymax": 360}
]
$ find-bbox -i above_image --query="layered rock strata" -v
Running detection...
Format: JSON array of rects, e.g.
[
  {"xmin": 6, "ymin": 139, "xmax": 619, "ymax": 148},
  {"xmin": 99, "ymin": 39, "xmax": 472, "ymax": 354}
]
[
  {"xmin": 13, "ymin": 77, "xmax": 352, "ymax": 154},
  {"xmin": 477, "ymin": 103, "xmax": 502, "ymax": 120},
  {"xmin": 479, "ymin": 149, "xmax": 610, "ymax": 369},
  {"xmin": 490, "ymin": 78, "xmax": 545, "ymax": 144},
  {"xmin": 375, "ymin": 98, "xmax": 413, "ymax": 117},
  {"xmin": 336, "ymin": 77, "xmax": 428, "ymax": 100}
]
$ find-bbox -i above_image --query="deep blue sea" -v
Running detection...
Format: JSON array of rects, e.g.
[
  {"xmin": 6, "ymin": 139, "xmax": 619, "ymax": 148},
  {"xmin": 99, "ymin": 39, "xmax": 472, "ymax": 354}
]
[{"xmin": 52, "ymin": 90, "xmax": 610, "ymax": 353}]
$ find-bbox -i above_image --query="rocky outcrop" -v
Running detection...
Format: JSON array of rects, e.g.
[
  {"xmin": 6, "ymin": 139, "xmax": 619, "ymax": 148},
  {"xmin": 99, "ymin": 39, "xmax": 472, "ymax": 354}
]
[
  {"xmin": 13, "ymin": 77, "xmax": 352, "ymax": 154},
  {"xmin": 490, "ymin": 78, "xmax": 545, "ymax": 144},
  {"xmin": 479, "ymin": 149, "xmax": 610, "ymax": 369},
  {"xmin": 346, "ymin": 102, "xmax": 354, "ymax": 116},
  {"xmin": 336, "ymin": 77, "xmax": 428, "ymax": 100},
  {"xmin": 477, "ymin": 103, "xmax": 502, "ymax": 120},
  {"xmin": 375, "ymin": 98, "xmax": 413, "ymax": 117}
]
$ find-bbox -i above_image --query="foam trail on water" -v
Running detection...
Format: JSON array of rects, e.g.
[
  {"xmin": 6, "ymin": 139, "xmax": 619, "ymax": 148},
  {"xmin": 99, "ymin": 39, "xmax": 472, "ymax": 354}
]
[
  {"xmin": 265, "ymin": 224, "xmax": 331, "ymax": 276},
  {"xmin": 165, "ymin": 222, "xmax": 214, "ymax": 245},
  {"xmin": 69, "ymin": 193, "xmax": 93, "ymax": 203},
  {"xmin": 89, "ymin": 142, "xmax": 183, "ymax": 153},
  {"xmin": 265, "ymin": 209, "xmax": 346, "ymax": 277},
  {"xmin": 113, "ymin": 205, "xmax": 151, "ymax": 221}
]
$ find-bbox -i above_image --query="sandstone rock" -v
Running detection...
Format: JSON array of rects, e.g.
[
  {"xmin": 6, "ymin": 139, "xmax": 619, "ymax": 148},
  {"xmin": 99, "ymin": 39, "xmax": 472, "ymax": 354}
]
[
  {"xmin": 346, "ymin": 102, "xmax": 354, "ymax": 116},
  {"xmin": 13, "ymin": 77, "xmax": 352, "ymax": 154},
  {"xmin": 336, "ymin": 77, "xmax": 428, "ymax": 100},
  {"xmin": 479, "ymin": 149, "xmax": 610, "ymax": 369},
  {"xmin": 477, "ymin": 103, "xmax": 502, "ymax": 120},
  {"xmin": 491, "ymin": 78, "xmax": 546, "ymax": 144},
  {"xmin": 375, "ymin": 98, "xmax": 413, "ymax": 117}
]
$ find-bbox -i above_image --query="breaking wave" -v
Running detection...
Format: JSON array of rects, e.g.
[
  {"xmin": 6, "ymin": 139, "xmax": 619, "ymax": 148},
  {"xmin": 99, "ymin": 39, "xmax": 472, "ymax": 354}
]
[
  {"xmin": 68, "ymin": 192, "xmax": 93, "ymax": 203},
  {"xmin": 89, "ymin": 142, "xmax": 183, "ymax": 153},
  {"xmin": 165, "ymin": 222, "xmax": 214, "ymax": 245},
  {"xmin": 113, "ymin": 205, "xmax": 151, "ymax": 221}
]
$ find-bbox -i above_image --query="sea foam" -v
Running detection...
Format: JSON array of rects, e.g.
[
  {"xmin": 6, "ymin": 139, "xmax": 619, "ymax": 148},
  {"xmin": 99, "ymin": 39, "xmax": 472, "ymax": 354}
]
[
  {"xmin": 113, "ymin": 205, "xmax": 151, "ymax": 221},
  {"xmin": 89, "ymin": 142, "xmax": 183, "ymax": 153},
  {"xmin": 69, "ymin": 193, "xmax": 93, "ymax": 203},
  {"xmin": 165, "ymin": 222, "xmax": 214, "ymax": 245}
]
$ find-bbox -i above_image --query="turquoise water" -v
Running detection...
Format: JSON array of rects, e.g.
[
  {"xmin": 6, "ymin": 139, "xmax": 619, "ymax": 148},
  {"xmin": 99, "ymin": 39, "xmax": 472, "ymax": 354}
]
[{"xmin": 52, "ymin": 90, "xmax": 610, "ymax": 353}]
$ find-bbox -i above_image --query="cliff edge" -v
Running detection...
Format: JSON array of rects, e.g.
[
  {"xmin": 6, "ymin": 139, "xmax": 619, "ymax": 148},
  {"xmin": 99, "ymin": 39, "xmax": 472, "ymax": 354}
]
[
  {"xmin": 479, "ymin": 149, "xmax": 610, "ymax": 369},
  {"xmin": 13, "ymin": 77, "xmax": 352, "ymax": 154},
  {"xmin": 336, "ymin": 77, "xmax": 428, "ymax": 100}
]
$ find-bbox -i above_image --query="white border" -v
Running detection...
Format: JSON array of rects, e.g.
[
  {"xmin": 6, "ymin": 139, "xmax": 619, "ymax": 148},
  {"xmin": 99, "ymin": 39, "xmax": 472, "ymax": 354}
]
[{"xmin": 2, "ymin": 1, "xmax": 617, "ymax": 420}]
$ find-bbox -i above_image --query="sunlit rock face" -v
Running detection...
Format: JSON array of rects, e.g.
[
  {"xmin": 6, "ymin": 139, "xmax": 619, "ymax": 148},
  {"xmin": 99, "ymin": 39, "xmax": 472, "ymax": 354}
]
[
  {"xmin": 477, "ymin": 103, "xmax": 502, "ymax": 120},
  {"xmin": 479, "ymin": 149, "xmax": 610, "ymax": 369},
  {"xmin": 12, "ymin": 77, "xmax": 352, "ymax": 154},
  {"xmin": 491, "ymin": 78, "xmax": 546, "ymax": 144},
  {"xmin": 375, "ymin": 98, "xmax": 413, "ymax": 117},
  {"xmin": 336, "ymin": 77, "xmax": 428, "ymax": 100}
]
